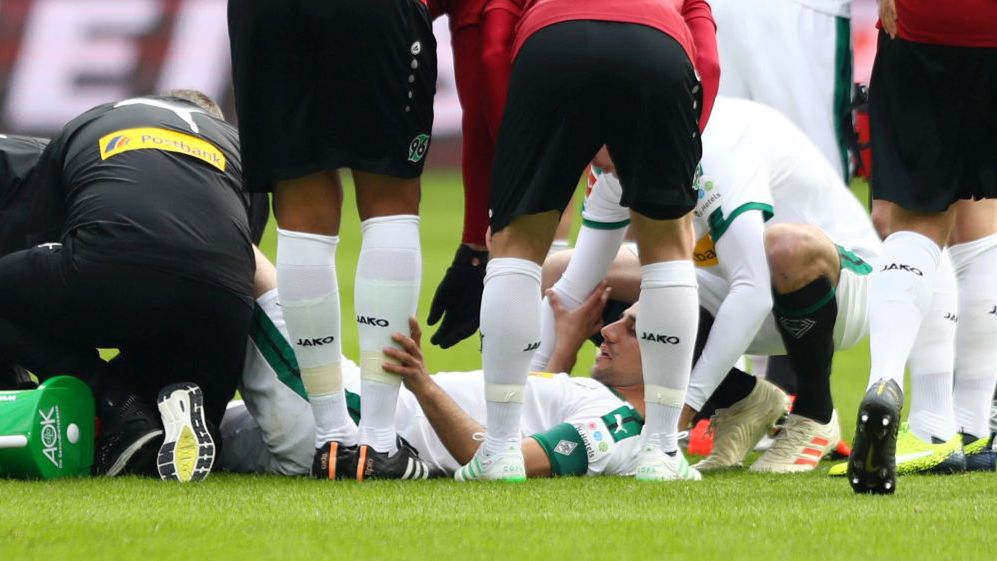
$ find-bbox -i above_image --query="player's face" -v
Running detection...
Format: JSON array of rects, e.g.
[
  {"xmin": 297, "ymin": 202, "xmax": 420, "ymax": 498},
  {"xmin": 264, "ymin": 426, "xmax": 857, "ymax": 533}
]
[{"xmin": 591, "ymin": 303, "xmax": 643, "ymax": 387}]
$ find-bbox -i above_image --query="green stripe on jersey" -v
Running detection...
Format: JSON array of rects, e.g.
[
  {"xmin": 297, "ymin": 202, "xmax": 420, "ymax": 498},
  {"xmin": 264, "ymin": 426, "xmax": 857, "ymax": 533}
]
[
  {"xmin": 707, "ymin": 202, "xmax": 774, "ymax": 242},
  {"xmin": 581, "ymin": 217, "xmax": 630, "ymax": 230},
  {"xmin": 531, "ymin": 423, "xmax": 589, "ymax": 476},
  {"xmin": 249, "ymin": 304, "xmax": 308, "ymax": 402},
  {"xmin": 837, "ymin": 244, "xmax": 873, "ymax": 275},
  {"xmin": 833, "ymin": 16, "xmax": 854, "ymax": 182}
]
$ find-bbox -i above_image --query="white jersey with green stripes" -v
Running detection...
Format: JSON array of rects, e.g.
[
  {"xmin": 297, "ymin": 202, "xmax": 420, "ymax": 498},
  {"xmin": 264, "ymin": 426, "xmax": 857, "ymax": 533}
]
[
  {"xmin": 584, "ymin": 97, "xmax": 879, "ymax": 267},
  {"xmin": 219, "ymin": 292, "xmax": 644, "ymax": 476},
  {"xmin": 583, "ymin": 97, "xmax": 881, "ymax": 356}
]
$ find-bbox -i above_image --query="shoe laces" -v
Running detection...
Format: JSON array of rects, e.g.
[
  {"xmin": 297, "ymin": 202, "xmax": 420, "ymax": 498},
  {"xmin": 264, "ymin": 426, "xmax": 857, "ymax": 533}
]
[{"xmin": 763, "ymin": 419, "xmax": 812, "ymax": 461}]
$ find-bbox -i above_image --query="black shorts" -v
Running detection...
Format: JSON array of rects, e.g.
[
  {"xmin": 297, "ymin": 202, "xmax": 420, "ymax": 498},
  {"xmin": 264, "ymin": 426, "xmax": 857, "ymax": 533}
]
[
  {"xmin": 870, "ymin": 32, "xmax": 997, "ymax": 211},
  {"xmin": 229, "ymin": 0, "xmax": 437, "ymax": 193},
  {"xmin": 490, "ymin": 21, "xmax": 702, "ymax": 233},
  {"xmin": 0, "ymin": 241, "xmax": 252, "ymax": 425}
]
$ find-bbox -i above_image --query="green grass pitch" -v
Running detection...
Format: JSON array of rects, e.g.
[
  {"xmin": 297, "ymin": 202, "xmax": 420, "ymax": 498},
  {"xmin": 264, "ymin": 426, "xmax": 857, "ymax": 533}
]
[{"xmin": 2, "ymin": 172, "xmax": 995, "ymax": 561}]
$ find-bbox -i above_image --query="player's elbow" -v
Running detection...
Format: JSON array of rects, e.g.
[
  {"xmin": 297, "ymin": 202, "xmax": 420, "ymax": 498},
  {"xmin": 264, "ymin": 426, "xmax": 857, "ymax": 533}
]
[
  {"xmin": 481, "ymin": 45, "xmax": 510, "ymax": 74},
  {"xmin": 730, "ymin": 282, "xmax": 773, "ymax": 324}
]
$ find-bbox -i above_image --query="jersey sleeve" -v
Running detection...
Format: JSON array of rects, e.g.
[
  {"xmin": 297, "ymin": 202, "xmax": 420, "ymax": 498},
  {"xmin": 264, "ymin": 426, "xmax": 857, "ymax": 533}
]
[
  {"xmin": 695, "ymin": 141, "xmax": 774, "ymax": 246},
  {"xmin": 581, "ymin": 167, "xmax": 630, "ymax": 229},
  {"xmin": 685, "ymin": 211, "xmax": 772, "ymax": 410},
  {"xmin": 530, "ymin": 380, "xmax": 643, "ymax": 476}
]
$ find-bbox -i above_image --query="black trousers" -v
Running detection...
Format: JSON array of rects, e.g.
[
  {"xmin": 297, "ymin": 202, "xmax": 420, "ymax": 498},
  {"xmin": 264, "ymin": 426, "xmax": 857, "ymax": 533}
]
[{"xmin": 0, "ymin": 241, "xmax": 251, "ymax": 425}]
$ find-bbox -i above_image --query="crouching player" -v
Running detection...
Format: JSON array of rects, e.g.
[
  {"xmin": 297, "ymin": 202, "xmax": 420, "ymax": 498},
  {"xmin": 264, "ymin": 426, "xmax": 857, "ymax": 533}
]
[
  {"xmin": 540, "ymin": 97, "xmax": 884, "ymax": 472},
  {"xmin": 0, "ymin": 93, "xmax": 267, "ymax": 481}
]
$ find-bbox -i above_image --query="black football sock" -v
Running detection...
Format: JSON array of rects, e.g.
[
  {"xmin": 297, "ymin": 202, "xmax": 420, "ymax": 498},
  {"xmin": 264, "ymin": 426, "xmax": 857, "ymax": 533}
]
[
  {"xmin": 765, "ymin": 355, "xmax": 798, "ymax": 396},
  {"xmin": 773, "ymin": 277, "xmax": 837, "ymax": 425},
  {"xmin": 708, "ymin": 368, "xmax": 758, "ymax": 410}
]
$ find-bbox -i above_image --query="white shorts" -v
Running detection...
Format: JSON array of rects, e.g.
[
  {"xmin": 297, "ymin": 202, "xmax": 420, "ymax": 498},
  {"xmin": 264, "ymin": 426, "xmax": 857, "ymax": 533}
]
[
  {"xmin": 709, "ymin": 0, "xmax": 852, "ymax": 178},
  {"xmin": 217, "ymin": 290, "xmax": 313, "ymax": 476},
  {"xmin": 701, "ymin": 254, "xmax": 871, "ymax": 356}
]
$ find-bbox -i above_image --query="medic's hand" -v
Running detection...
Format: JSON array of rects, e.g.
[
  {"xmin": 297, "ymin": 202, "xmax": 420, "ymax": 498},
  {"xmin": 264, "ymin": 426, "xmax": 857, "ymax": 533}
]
[{"xmin": 427, "ymin": 244, "xmax": 489, "ymax": 348}]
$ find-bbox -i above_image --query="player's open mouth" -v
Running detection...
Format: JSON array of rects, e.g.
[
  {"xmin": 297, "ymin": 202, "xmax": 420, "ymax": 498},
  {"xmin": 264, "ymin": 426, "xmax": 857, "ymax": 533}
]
[{"xmin": 598, "ymin": 344, "xmax": 612, "ymax": 360}]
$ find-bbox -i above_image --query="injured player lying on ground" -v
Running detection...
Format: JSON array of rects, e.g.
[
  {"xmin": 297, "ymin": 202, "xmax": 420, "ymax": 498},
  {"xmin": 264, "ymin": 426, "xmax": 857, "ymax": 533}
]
[{"xmin": 220, "ymin": 255, "xmax": 652, "ymax": 479}]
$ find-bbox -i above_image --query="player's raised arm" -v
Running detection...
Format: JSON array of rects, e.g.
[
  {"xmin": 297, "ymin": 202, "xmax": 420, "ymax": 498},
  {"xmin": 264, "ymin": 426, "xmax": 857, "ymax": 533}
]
[
  {"xmin": 544, "ymin": 282, "xmax": 612, "ymax": 374},
  {"xmin": 382, "ymin": 318, "xmax": 553, "ymax": 477}
]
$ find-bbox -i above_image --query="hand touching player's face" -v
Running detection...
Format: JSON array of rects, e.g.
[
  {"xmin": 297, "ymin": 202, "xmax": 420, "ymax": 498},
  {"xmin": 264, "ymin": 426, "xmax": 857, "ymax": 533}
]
[{"xmin": 591, "ymin": 303, "xmax": 643, "ymax": 387}]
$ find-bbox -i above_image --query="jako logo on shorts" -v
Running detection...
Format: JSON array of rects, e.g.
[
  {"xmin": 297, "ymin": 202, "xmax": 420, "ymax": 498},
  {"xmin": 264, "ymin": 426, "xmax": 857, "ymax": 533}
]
[{"xmin": 98, "ymin": 127, "xmax": 226, "ymax": 171}]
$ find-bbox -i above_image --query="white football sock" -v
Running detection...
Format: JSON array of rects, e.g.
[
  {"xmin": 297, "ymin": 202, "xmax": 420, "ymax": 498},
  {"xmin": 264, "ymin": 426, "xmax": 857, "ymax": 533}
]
[
  {"xmin": 907, "ymin": 250, "xmax": 957, "ymax": 442},
  {"xmin": 638, "ymin": 260, "xmax": 698, "ymax": 453},
  {"xmin": 480, "ymin": 258, "xmax": 542, "ymax": 457},
  {"xmin": 276, "ymin": 228, "xmax": 355, "ymax": 447},
  {"xmin": 950, "ymin": 234, "xmax": 997, "ymax": 439},
  {"xmin": 532, "ymin": 225, "xmax": 627, "ymax": 370},
  {"xmin": 355, "ymin": 215, "xmax": 421, "ymax": 455},
  {"xmin": 868, "ymin": 231, "xmax": 941, "ymax": 391}
]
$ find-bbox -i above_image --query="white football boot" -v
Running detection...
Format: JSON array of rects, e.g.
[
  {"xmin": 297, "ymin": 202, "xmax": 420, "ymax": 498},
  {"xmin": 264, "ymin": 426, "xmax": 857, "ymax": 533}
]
[
  {"xmin": 455, "ymin": 440, "xmax": 526, "ymax": 482},
  {"xmin": 750, "ymin": 410, "xmax": 841, "ymax": 473},
  {"xmin": 635, "ymin": 441, "xmax": 702, "ymax": 481},
  {"xmin": 693, "ymin": 379, "xmax": 790, "ymax": 471}
]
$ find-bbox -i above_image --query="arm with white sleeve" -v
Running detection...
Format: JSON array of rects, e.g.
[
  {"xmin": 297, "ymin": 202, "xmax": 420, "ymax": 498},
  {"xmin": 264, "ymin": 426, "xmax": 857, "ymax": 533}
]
[
  {"xmin": 684, "ymin": 211, "xmax": 772, "ymax": 412},
  {"xmin": 531, "ymin": 169, "xmax": 628, "ymax": 370}
]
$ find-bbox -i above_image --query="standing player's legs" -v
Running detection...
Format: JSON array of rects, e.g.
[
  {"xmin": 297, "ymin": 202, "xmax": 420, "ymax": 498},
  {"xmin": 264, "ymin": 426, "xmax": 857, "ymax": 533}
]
[
  {"xmin": 748, "ymin": 224, "xmax": 843, "ymax": 472},
  {"xmin": 849, "ymin": 34, "xmax": 985, "ymax": 494},
  {"xmin": 353, "ymin": 173, "xmax": 421, "ymax": 462},
  {"xmin": 906, "ymin": 250, "xmax": 957, "ymax": 445},
  {"xmin": 628, "ymin": 214, "xmax": 700, "ymax": 481},
  {"xmin": 603, "ymin": 24, "xmax": 703, "ymax": 482},
  {"xmin": 229, "ymin": 0, "xmax": 357, "ymax": 473},
  {"xmin": 272, "ymin": 175, "xmax": 358, "ymax": 460},
  {"xmin": 230, "ymin": 0, "xmax": 437, "ymax": 480},
  {"xmin": 948, "ymin": 200, "xmax": 997, "ymax": 470},
  {"xmin": 458, "ymin": 22, "xmax": 608, "ymax": 482}
]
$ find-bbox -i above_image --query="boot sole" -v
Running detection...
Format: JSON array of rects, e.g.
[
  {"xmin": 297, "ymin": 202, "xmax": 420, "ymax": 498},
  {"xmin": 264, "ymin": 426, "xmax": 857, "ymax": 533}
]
[{"xmin": 157, "ymin": 383, "xmax": 214, "ymax": 483}]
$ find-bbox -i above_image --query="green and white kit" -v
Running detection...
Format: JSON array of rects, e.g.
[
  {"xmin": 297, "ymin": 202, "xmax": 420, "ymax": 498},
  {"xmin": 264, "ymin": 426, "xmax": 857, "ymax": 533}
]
[
  {"xmin": 219, "ymin": 291, "xmax": 644, "ymax": 476},
  {"xmin": 582, "ymin": 98, "xmax": 881, "ymax": 409}
]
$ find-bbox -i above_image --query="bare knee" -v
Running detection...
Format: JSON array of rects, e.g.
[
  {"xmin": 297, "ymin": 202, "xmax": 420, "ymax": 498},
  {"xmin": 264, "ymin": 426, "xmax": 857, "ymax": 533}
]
[
  {"xmin": 765, "ymin": 224, "xmax": 838, "ymax": 293},
  {"xmin": 273, "ymin": 171, "xmax": 343, "ymax": 235},
  {"xmin": 871, "ymin": 199, "xmax": 892, "ymax": 240},
  {"xmin": 353, "ymin": 171, "xmax": 421, "ymax": 220}
]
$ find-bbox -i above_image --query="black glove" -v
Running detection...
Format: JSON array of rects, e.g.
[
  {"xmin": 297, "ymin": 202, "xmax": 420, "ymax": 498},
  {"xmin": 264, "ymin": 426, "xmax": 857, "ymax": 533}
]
[{"xmin": 427, "ymin": 244, "xmax": 488, "ymax": 348}]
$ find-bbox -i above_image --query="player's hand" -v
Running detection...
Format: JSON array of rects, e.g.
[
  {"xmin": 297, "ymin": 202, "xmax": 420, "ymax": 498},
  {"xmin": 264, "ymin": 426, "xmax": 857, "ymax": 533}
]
[
  {"xmin": 547, "ymin": 282, "xmax": 612, "ymax": 354},
  {"xmin": 592, "ymin": 146, "xmax": 616, "ymax": 174},
  {"xmin": 383, "ymin": 318, "xmax": 431, "ymax": 391},
  {"xmin": 879, "ymin": 0, "xmax": 898, "ymax": 38},
  {"xmin": 427, "ymin": 244, "xmax": 488, "ymax": 348}
]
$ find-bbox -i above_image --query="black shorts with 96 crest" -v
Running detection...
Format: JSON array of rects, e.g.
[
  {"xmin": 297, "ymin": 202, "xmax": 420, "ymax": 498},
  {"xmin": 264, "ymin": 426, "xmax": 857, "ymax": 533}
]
[
  {"xmin": 228, "ymin": 0, "xmax": 438, "ymax": 193},
  {"xmin": 489, "ymin": 20, "xmax": 702, "ymax": 234},
  {"xmin": 870, "ymin": 32, "xmax": 997, "ymax": 211}
]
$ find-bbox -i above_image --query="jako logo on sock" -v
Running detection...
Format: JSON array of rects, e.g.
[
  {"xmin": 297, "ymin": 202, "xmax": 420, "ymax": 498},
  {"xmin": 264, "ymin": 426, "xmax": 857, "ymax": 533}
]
[
  {"xmin": 356, "ymin": 316, "xmax": 389, "ymax": 327},
  {"xmin": 880, "ymin": 263, "xmax": 923, "ymax": 276},
  {"xmin": 296, "ymin": 336, "xmax": 335, "ymax": 346},
  {"xmin": 522, "ymin": 341, "xmax": 540, "ymax": 352},
  {"xmin": 640, "ymin": 333, "xmax": 681, "ymax": 344}
]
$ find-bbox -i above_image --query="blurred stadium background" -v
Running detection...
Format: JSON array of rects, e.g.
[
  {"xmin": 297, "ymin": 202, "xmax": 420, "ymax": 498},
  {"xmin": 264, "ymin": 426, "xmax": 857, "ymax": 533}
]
[{"xmin": 0, "ymin": 0, "xmax": 883, "ymax": 162}]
